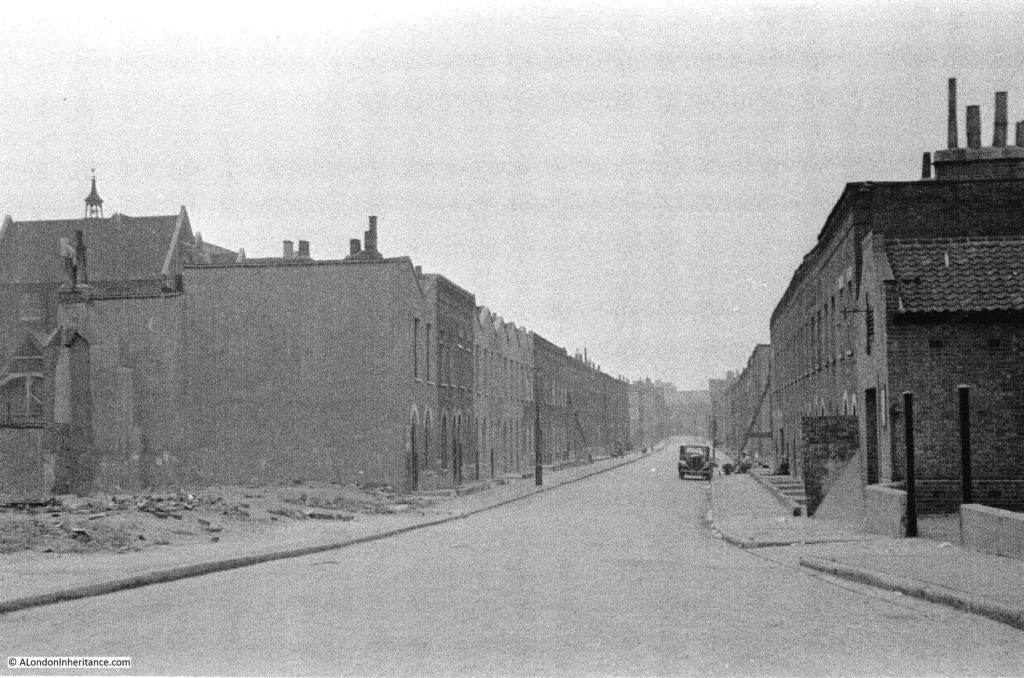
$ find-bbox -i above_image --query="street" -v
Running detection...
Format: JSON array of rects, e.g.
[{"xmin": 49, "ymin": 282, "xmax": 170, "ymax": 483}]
[{"xmin": 2, "ymin": 445, "xmax": 1022, "ymax": 676}]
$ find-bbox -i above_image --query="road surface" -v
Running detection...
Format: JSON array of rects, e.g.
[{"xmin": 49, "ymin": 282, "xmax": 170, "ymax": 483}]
[{"xmin": 2, "ymin": 445, "xmax": 1022, "ymax": 676}]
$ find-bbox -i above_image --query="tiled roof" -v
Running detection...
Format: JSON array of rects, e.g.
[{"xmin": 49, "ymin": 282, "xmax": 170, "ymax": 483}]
[
  {"xmin": 886, "ymin": 237, "xmax": 1024, "ymax": 313},
  {"xmin": 0, "ymin": 213, "xmax": 188, "ymax": 285}
]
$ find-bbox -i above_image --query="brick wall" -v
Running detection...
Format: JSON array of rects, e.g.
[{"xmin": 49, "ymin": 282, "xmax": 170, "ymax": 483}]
[
  {"xmin": 772, "ymin": 178, "xmax": 1024, "ymax": 487},
  {"xmin": 0, "ymin": 426, "xmax": 52, "ymax": 496},
  {"xmin": 886, "ymin": 314, "xmax": 1024, "ymax": 513},
  {"xmin": 800, "ymin": 415, "xmax": 859, "ymax": 515}
]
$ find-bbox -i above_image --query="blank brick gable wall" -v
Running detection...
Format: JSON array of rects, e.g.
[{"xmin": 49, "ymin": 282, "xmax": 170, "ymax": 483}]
[{"xmin": 179, "ymin": 260, "xmax": 425, "ymax": 489}]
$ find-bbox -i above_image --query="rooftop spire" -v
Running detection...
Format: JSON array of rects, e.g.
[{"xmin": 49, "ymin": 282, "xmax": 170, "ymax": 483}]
[{"xmin": 84, "ymin": 169, "xmax": 103, "ymax": 219}]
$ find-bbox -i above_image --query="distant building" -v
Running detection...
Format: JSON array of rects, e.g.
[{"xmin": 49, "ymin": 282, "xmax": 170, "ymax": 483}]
[
  {"xmin": 722, "ymin": 345, "xmax": 773, "ymax": 467},
  {"xmin": 629, "ymin": 378, "xmax": 668, "ymax": 449},
  {"xmin": 708, "ymin": 371, "xmax": 737, "ymax": 449}
]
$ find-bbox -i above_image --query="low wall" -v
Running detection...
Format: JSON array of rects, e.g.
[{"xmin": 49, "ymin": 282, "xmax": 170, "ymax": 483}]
[
  {"xmin": 865, "ymin": 483, "xmax": 906, "ymax": 537},
  {"xmin": 961, "ymin": 503, "xmax": 1024, "ymax": 560}
]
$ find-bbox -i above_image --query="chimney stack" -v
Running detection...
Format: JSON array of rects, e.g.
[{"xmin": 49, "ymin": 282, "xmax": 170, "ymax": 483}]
[
  {"xmin": 365, "ymin": 215, "xmax": 378, "ymax": 254},
  {"xmin": 967, "ymin": 105, "xmax": 981, "ymax": 149},
  {"xmin": 994, "ymin": 92, "xmax": 1009, "ymax": 147},
  {"xmin": 921, "ymin": 152, "xmax": 932, "ymax": 179},
  {"xmin": 349, "ymin": 238, "xmax": 362, "ymax": 255},
  {"xmin": 1017, "ymin": 121, "xmax": 1024, "ymax": 147},
  {"xmin": 283, "ymin": 240, "xmax": 294, "ymax": 259},
  {"xmin": 297, "ymin": 240, "xmax": 310, "ymax": 259},
  {"xmin": 948, "ymin": 78, "xmax": 958, "ymax": 149},
  {"xmin": 75, "ymin": 230, "xmax": 87, "ymax": 284}
]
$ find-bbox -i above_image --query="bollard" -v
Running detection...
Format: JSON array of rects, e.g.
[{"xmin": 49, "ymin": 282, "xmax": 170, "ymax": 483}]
[
  {"xmin": 958, "ymin": 385, "xmax": 973, "ymax": 505},
  {"xmin": 904, "ymin": 392, "xmax": 918, "ymax": 538}
]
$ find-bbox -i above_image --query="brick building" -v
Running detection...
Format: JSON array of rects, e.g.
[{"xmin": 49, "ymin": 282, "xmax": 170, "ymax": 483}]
[
  {"xmin": 857, "ymin": 234, "xmax": 1024, "ymax": 512},
  {"xmin": 629, "ymin": 378, "xmax": 668, "ymax": 450},
  {"xmin": 0, "ymin": 179, "xmax": 197, "ymax": 495},
  {"xmin": 473, "ymin": 308, "xmax": 535, "ymax": 479},
  {"xmin": 708, "ymin": 372, "xmax": 737, "ymax": 449},
  {"xmin": 723, "ymin": 344, "xmax": 774, "ymax": 467},
  {"xmin": 771, "ymin": 79, "xmax": 1024, "ymax": 514},
  {"xmin": 420, "ymin": 271, "xmax": 476, "ymax": 489},
  {"xmin": 48, "ymin": 217, "xmax": 436, "ymax": 495}
]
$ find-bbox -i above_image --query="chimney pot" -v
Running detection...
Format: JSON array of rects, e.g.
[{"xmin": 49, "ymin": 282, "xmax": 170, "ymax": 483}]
[
  {"xmin": 966, "ymin": 105, "xmax": 981, "ymax": 149},
  {"xmin": 283, "ymin": 240, "xmax": 294, "ymax": 259},
  {"xmin": 297, "ymin": 240, "xmax": 310, "ymax": 258},
  {"xmin": 75, "ymin": 230, "xmax": 87, "ymax": 284},
  {"xmin": 948, "ymin": 78, "xmax": 958, "ymax": 149},
  {"xmin": 921, "ymin": 152, "xmax": 932, "ymax": 179},
  {"xmin": 994, "ymin": 91, "xmax": 1008, "ymax": 147},
  {"xmin": 349, "ymin": 238, "xmax": 362, "ymax": 255},
  {"xmin": 365, "ymin": 215, "xmax": 378, "ymax": 253}
]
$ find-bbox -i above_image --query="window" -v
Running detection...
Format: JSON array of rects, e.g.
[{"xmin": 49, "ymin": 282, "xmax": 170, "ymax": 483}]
[
  {"xmin": 18, "ymin": 292, "xmax": 43, "ymax": 322},
  {"xmin": 929, "ymin": 338, "xmax": 944, "ymax": 350},
  {"xmin": 425, "ymin": 324, "xmax": 432, "ymax": 382},
  {"xmin": 413, "ymin": 319, "xmax": 420, "ymax": 379}
]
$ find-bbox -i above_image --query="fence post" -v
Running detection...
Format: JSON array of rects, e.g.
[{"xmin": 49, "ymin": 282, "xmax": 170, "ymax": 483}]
[
  {"xmin": 958, "ymin": 385, "xmax": 972, "ymax": 505},
  {"xmin": 904, "ymin": 391, "xmax": 918, "ymax": 538}
]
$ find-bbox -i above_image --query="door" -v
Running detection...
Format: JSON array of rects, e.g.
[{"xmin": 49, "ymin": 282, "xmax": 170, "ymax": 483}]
[{"xmin": 864, "ymin": 388, "xmax": 879, "ymax": 485}]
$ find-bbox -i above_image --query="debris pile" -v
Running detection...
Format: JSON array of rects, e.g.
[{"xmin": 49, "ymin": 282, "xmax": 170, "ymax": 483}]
[{"xmin": 0, "ymin": 480, "xmax": 433, "ymax": 555}]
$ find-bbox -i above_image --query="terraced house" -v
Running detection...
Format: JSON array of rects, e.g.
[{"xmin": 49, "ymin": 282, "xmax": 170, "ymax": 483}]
[
  {"xmin": 0, "ymin": 185, "xmax": 631, "ymax": 497},
  {"xmin": 771, "ymin": 79, "xmax": 1024, "ymax": 518}
]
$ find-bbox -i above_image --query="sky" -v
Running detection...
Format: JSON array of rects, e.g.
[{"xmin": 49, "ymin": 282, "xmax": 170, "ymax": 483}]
[{"xmin": 3, "ymin": 0, "xmax": 1024, "ymax": 389}]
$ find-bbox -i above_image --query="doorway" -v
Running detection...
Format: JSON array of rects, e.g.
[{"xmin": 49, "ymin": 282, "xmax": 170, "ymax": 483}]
[{"xmin": 864, "ymin": 388, "xmax": 879, "ymax": 485}]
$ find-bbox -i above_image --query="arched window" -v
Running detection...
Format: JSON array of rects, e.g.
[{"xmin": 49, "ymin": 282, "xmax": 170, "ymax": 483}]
[{"xmin": 424, "ymin": 411, "xmax": 433, "ymax": 469}]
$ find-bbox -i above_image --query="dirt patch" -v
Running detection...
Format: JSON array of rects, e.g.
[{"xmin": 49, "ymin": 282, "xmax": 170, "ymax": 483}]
[{"xmin": 0, "ymin": 482, "xmax": 436, "ymax": 555}]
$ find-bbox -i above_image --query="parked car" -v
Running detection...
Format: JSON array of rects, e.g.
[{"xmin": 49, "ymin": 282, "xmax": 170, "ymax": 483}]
[{"xmin": 678, "ymin": 445, "xmax": 714, "ymax": 480}]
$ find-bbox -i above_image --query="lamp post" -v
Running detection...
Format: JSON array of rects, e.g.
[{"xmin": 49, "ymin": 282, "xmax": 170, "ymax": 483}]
[{"xmin": 533, "ymin": 364, "xmax": 543, "ymax": 486}]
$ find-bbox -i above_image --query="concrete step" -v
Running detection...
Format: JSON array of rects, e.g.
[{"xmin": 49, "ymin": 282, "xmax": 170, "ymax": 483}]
[{"xmin": 752, "ymin": 474, "xmax": 809, "ymax": 512}]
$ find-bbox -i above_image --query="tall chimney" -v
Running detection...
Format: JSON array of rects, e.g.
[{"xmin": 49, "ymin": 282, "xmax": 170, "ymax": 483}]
[
  {"xmin": 297, "ymin": 240, "xmax": 310, "ymax": 259},
  {"xmin": 948, "ymin": 78, "xmax": 958, "ymax": 149},
  {"xmin": 1016, "ymin": 120, "xmax": 1024, "ymax": 147},
  {"xmin": 349, "ymin": 238, "xmax": 362, "ymax": 255},
  {"xmin": 921, "ymin": 152, "xmax": 932, "ymax": 179},
  {"xmin": 966, "ymin": 105, "xmax": 981, "ymax": 149},
  {"xmin": 75, "ymin": 230, "xmax": 87, "ymax": 284},
  {"xmin": 283, "ymin": 240, "xmax": 294, "ymax": 259},
  {"xmin": 365, "ymin": 215, "xmax": 378, "ymax": 253},
  {"xmin": 994, "ymin": 91, "xmax": 1008, "ymax": 147}
]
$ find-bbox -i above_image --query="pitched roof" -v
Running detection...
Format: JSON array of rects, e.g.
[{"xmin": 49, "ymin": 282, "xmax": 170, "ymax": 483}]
[
  {"xmin": 0, "ymin": 211, "xmax": 192, "ymax": 285},
  {"xmin": 887, "ymin": 237, "xmax": 1024, "ymax": 313}
]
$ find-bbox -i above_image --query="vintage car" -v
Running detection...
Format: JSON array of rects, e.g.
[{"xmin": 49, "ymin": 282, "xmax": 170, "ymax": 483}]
[{"xmin": 678, "ymin": 445, "xmax": 714, "ymax": 480}]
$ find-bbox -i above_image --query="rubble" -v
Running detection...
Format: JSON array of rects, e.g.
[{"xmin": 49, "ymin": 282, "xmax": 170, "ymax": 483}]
[{"xmin": 0, "ymin": 480, "xmax": 434, "ymax": 554}]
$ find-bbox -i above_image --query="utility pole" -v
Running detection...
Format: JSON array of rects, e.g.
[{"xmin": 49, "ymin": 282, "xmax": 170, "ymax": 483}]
[
  {"xmin": 904, "ymin": 392, "xmax": 918, "ymax": 538},
  {"xmin": 958, "ymin": 385, "xmax": 973, "ymax": 505},
  {"xmin": 533, "ymin": 364, "xmax": 543, "ymax": 486}
]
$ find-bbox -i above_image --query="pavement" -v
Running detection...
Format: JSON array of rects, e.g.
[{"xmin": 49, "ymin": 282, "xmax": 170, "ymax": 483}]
[
  {"xmin": 0, "ymin": 447, "xmax": 655, "ymax": 616},
  {"xmin": 6, "ymin": 439, "xmax": 1023, "ymax": 676},
  {"xmin": 708, "ymin": 470, "xmax": 1024, "ymax": 632}
]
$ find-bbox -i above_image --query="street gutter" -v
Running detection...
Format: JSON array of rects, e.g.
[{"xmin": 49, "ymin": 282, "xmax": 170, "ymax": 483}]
[{"xmin": 0, "ymin": 451, "xmax": 653, "ymax": 616}]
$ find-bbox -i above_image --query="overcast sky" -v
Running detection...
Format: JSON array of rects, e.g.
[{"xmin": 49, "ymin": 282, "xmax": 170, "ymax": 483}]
[{"xmin": 3, "ymin": 1, "xmax": 1024, "ymax": 389}]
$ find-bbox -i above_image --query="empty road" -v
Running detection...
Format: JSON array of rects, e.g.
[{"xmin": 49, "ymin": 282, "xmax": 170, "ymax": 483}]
[{"xmin": 2, "ymin": 446, "xmax": 1022, "ymax": 676}]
